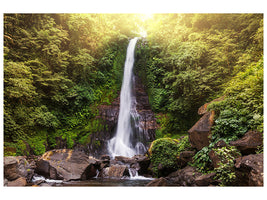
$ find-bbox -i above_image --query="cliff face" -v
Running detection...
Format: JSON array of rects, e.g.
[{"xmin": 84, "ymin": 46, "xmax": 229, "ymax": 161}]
[{"xmin": 85, "ymin": 75, "xmax": 157, "ymax": 158}]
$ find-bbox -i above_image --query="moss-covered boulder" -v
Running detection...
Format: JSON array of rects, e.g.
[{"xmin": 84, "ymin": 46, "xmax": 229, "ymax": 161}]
[{"xmin": 148, "ymin": 136, "xmax": 191, "ymax": 177}]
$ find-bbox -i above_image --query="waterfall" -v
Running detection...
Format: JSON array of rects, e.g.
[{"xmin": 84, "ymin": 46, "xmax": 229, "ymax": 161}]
[{"xmin": 108, "ymin": 37, "xmax": 147, "ymax": 158}]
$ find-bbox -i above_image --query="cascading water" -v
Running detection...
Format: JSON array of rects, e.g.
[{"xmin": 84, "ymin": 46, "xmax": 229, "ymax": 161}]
[{"xmin": 108, "ymin": 37, "xmax": 147, "ymax": 158}]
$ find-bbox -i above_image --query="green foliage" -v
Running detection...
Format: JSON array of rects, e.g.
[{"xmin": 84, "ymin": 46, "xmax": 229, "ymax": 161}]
[
  {"xmin": 149, "ymin": 136, "xmax": 191, "ymax": 177},
  {"xmin": 4, "ymin": 13, "xmax": 263, "ymax": 159},
  {"xmin": 136, "ymin": 14, "xmax": 263, "ymax": 137},
  {"xmin": 149, "ymin": 138, "xmax": 179, "ymax": 177},
  {"xmin": 213, "ymin": 146, "xmax": 241, "ymax": 186},
  {"xmin": 191, "ymin": 146, "xmax": 212, "ymax": 173},
  {"xmin": 209, "ymin": 58, "xmax": 263, "ymax": 142},
  {"xmin": 27, "ymin": 130, "xmax": 47, "ymax": 155}
]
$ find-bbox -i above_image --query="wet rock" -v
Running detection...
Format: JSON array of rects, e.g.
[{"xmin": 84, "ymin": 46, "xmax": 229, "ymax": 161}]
[
  {"xmin": 177, "ymin": 151, "xmax": 195, "ymax": 168},
  {"xmin": 188, "ymin": 111, "xmax": 214, "ymax": 150},
  {"xmin": 4, "ymin": 156, "xmax": 34, "ymax": 182},
  {"xmin": 195, "ymin": 172, "xmax": 219, "ymax": 186},
  {"xmin": 100, "ymin": 155, "xmax": 110, "ymax": 161},
  {"xmin": 115, "ymin": 156, "xmax": 135, "ymax": 164},
  {"xmin": 39, "ymin": 183, "xmax": 52, "ymax": 187},
  {"xmin": 100, "ymin": 164, "xmax": 129, "ymax": 178},
  {"xmin": 235, "ymin": 154, "xmax": 263, "ymax": 186},
  {"xmin": 85, "ymin": 75, "xmax": 156, "ymax": 157},
  {"xmin": 146, "ymin": 177, "xmax": 167, "ymax": 186},
  {"xmin": 230, "ymin": 130, "xmax": 263, "ymax": 155},
  {"xmin": 35, "ymin": 149, "xmax": 100, "ymax": 181},
  {"xmin": 166, "ymin": 166, "xmax": 202, "ymax": 186},
  {"xmin": 7, "ymin": 177, "xmax": 27, "ymax": 187},
  {"xmin": 133, "ymin": 155, "xmax": 151, "ymax": 175}
]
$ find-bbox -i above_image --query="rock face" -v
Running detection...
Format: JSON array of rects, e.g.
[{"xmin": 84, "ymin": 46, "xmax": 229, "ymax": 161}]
[
  {"xmin": 7, "ymin": 177, "xmax": 27, "ymax": 187},
  {"xmin": 230, "ymin": 130, "xmax": 263, "ymax": 155},
  {"xmin": 165, "ymin": 166, "xmax": 202, "ymax": 186},
  {"xmin": 146, "ymin": 177, "xmax": 167, "ymax": 186},
  {"xmin": 35, "ymin": 149, "xmax": 99, "ymax": 181},
  {"xmin": 189, "ymin": 97, "xmax": 224, "ymax": 151},
  {"xmin": 188, "ymin": 111, "xmax": 214, "ymax": 150},
  {"xmin": 100, "ymin": 164, "xmax": 129, "ymax": 178},
  {"xmin": 4, "ymin": 156, "xmax": 34, "ymax": 185},
  {"xmin": 86, "ymin": 75, "xmax": 156, "ymax": 157},
  {"xmin": 235, "ymin": 153, "xmax": 263, "ymax": 186},
  {"xmin": 195, "ymin": 172, "xmax": 219, "ymax": 186}
]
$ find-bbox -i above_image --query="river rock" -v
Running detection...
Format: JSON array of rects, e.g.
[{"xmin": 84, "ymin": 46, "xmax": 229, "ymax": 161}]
[
  {"xmin": 100, "ymin": 164, "xmax": 129, "ymax": 178},
  {"xmin": 230, "ymin": 130, "xmax": 263, "ymax": 155},
  {"xmin": 165, "ymin": 166, "xmax": 202, "ymax": 186},
  {"xmin": 235, "ymin": 153, "xmax": 263, "ymax": 186},
  {"xmin": 35, "ymin": 149, "xmax": 99, "ymax": 181},
  {"xmin": 133, "ymin": 155, "xmax": 151, "ymax": 175},
  {"xmin": 7, "ymin": 177, "xmax": 27, "ymax": 187},
  {"xmin": 188, "ymin": 111, "xmax": 214, "ymax": 150},
  {"xmin": 4, "ymin": 156, "xmax": 34, "ymax": 182},
  {"xmin": 146, "ymin": 177, "xmax": 167, "ymax": 186},
  {"xmin": 195, "ymin": 172, "xmax": 219, "ymax": 186}
]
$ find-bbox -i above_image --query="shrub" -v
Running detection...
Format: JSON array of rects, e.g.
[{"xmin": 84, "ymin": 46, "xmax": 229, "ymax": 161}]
[
  {"xmin": 191, "ymin": 146, "xmax": 212, "ymax": 173},
  {"xmin": 213, "ymin": 146, "xmax": 241, "ymax": 186},
  {"xmin": 149, "ymin": 138, "xmax": 179, "ymax": 177},
  {"xmin": 149, "ymin": 136, "xmax": 191, "ymax": 177}
]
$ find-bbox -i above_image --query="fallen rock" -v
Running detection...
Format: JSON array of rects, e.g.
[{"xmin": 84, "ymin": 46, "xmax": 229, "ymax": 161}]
[
  {"xmin": 146, "ymin": 177, "xmax": 167, "ymax": 186},
  {"xmin": 230, "ymin": 130, "xmax": 263, "ymax": 155},
  {"xmin": 4, "ymin": 156, "xmax": 34, "ymax": 182},
  {"xmin": 133, "ymin": 155, "xmax": 151, "ymax": 175},
  {"xmin": 188, "ymin": 111, "xmax": 214, "ymax": 150},
  {"xmin": 195, "ymin": 172, "xmax": 219, "ymax": 186},
  {"xmin": 114, "ymin": 156, "xmax": 135, "ymax": 164},
  {"xmin": 100, "ymin": 164, "xmax": 129, "ymax": 178},
  {"xmin": 35, "ymin": 149, "xmax": 99, "ymax": 181},
  {"xmin": 177, "ymin": 151, "xmax": 195, "ymax": 168},
  {"xmin": 7, "ymin": 177, "xmax": 27, "ymax": 187},
  {"xmin": 235, "ymin": 153, "xmax": 263, "ymax": 186},
  {"xmin": 166, "ymin": 166, "xmax": 202, "ymax": 186}
]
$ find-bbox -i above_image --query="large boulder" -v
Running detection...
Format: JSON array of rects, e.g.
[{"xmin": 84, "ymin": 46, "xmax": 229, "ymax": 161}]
[
  {"xmin": 35, "ymin": 149, "xmax": 99, "ymax": 181},
  {"xmin": 235, "ymin": 153, "xmax": 263, "ymax": 186},
  {"xmin": 188, "ymin": 111, "xmax": 214, "ymax": 150},
  {"xmin": 195, "ymin": 172, "xmax": 219, "ymax": 186},
  {"xmin": 133, "ymin": 155, "xmax": 151, "ymax": 175},
  {"xmin": 230, "ymin": 130, "xmax": 263, "ymax": 155},
  {"xmin": 165, "ymin": 166, "xmax": 202, "ymax": 186},
  {"xmin": 4, "ymin": 156, "xmax": 34, "ymax": 182},
  {"xmin": 146, "ymin": 177, "xmax": 167, "ymax": 186},
  {"xmin": 189, "ymin": 97, "xmax": 224, "ymax": 151},
  {"xmin": 7, "ymin": 177, "xmax": 27, "ymax": 187},
  {"xmin": 100, "ymin": 164, "xmax": 129, "ymax": 178},
  {"xmin": 177, "ymin": 151, "xmax": 195, "ymax": 168}
]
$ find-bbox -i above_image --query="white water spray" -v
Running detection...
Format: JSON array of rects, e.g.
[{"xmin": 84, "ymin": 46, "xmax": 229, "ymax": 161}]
[{"xmin": 108, "ymin": 37, "xmax": 146, "ymax": 158}]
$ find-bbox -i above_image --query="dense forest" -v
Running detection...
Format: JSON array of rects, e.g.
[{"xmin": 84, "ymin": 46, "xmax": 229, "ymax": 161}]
[{"xmin": 4, "ymin": 14, "xmax": 263, "ymax": 183}]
